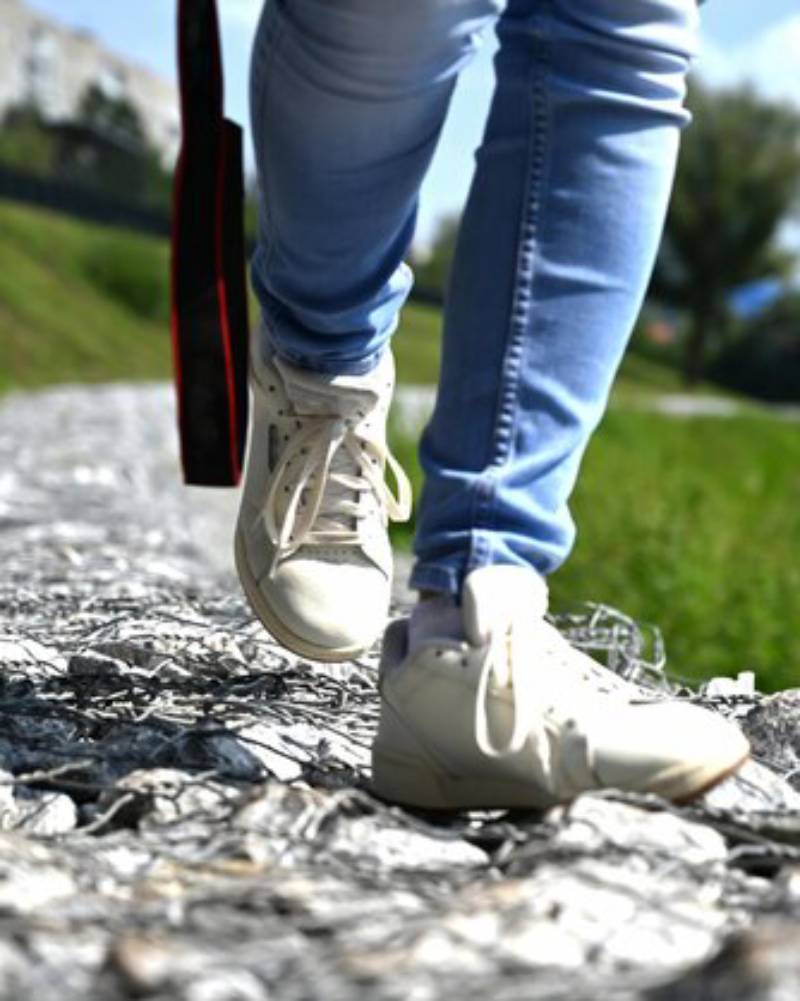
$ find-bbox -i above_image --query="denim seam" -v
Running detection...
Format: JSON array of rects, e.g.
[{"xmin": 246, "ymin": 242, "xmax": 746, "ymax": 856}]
[
  {"xmin": 250, "ymin": 3, "xmax": 290, "ymax": 287},
  {"xmin": 465, "ymin": 5, "xmax": 553, "ymax": 578},
  {"xmin": 491, "ymin": 8, "xmax": 552, "ymax": 470}
]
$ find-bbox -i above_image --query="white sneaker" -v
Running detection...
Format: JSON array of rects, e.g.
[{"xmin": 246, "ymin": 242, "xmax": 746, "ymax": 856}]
[
  {"xmin": 372, "ymin": 565, "xmax": 750, "ymax": 809},
  {"xmin": 235, "ymin": 334, "xmax": 412, "ymax": 661}
]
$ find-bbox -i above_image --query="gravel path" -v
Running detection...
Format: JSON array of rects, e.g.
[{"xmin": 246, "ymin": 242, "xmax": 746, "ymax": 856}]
[
  {"xmin": 0, "ymin": 382, "xmax": 798, "ymax": 1001},
  {"xmin": 393, "ymin": 385, "xmax": 800, "ymax": 428}
]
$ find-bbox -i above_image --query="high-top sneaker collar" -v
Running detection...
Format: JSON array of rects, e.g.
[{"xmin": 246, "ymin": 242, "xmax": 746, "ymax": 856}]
[
  {"xmin": 273, "ymin": 351, "xmax": 394, "ymax": 423},
  {"xmin": 462, "ymin": 564, "xmax": 549, "ymax": 647}
]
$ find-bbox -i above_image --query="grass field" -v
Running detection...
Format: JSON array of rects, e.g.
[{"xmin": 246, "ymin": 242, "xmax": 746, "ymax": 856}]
[
  {"xmin": 389, "ymin": 412, "xmax": 800, "ymax": 692},
  {"xmin": 2, "ymin": 200, "xmax": 797, "ymax": 690},
  {"xmin": 558, "ymin": 411, "xmax": 800, "ymax": 690}
]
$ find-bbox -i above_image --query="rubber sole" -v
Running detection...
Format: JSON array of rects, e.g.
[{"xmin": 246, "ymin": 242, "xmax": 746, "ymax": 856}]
[
  {"xmin": 370, "ymin": 745, "xmax": 751, "ymax": 812},
  {"xmin": 371, "ymin": 747, "xmax": 560, "ymax": 811},
  {"xmin": 234, "ymin": 525, "xmax": 371, "ymax": 663},
  {"xmin": 672, "ymin": 752, "xmax": 752, "ymax": 804}
]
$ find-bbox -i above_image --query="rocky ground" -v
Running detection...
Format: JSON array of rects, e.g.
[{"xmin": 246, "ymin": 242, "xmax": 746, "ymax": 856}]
[{"xmin": 0, "ymin": 382, "xmax": 798, "ymax": 1001}]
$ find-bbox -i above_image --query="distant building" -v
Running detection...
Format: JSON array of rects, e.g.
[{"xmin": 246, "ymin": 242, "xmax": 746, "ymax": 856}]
[{"xmin": 0, "ymin": 0, "xmax": 179, "ymax": 164}]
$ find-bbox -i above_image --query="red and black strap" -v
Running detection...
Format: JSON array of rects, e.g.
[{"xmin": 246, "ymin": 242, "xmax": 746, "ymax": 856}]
[{"xmin": 170, "ymin": 0, "xmax": 250, "ymax": 486}]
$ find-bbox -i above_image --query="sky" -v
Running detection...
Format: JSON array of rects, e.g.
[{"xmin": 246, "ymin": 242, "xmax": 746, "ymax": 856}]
[{"xmin": 27, "ymin": 0, "xmax": 800, "ymax": 246}]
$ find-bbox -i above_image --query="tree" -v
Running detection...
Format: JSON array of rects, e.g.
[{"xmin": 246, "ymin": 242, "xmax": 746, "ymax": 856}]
[
  {"xmin": 651, "ymin": 83, "xmax": 800, "ymax": 383},
  {"xmin": 0, "ymin": 102, "xmax": 57, "ymax": 174},
  {"xmin": 0, "ymin": 88, "xmax": 172, "ymax": 211},
  {"xmin": 76, "ymin": 83, "xmax": 146, "ymax": 150},
  {"xmin": 64, "ymin": 83, "xmax": 171, "ymax": 207},
  {"xmin": 410, "ymin": 214, "xmax": 460, "ymax": 301},
  {"xmin": 709, "ymin": 294, "xmax": 800, "ymax": 402}
]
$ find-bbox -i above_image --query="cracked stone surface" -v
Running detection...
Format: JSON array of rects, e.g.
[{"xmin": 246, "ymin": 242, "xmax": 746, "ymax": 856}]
[{"xmin": 0, "ymin": 382, "xmax": 799, "ymax": 1001}]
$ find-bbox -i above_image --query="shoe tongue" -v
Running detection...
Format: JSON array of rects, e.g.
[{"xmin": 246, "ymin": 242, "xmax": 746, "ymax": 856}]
[
  {"xmin": 271, "ymin": 352, "xmax": 393, "ymax": 536},
  {"xmin": 462, "ymin": 566, "xmax": 549, "ymax": 646},
  {"xmin": 274, "ymin": 355, "xmax": 385, "ymax": 420}
]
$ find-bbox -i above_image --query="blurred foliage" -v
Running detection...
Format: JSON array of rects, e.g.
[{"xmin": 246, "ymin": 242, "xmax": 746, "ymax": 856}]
[
  {"xmin": 392, "ymin": 302, "xmax": 443, "ymax": 384},
  {"xmin": 0, "ymin": 88, "xmax": 173, "ymax": 210},
  {"xmin": 0, "ymin": 103, "xmax": 57, "ymax": 173},
  {"xmin": 244, "ymin": 185, "xmax": 260, "ymax": 247},
  {"xmin": 709, "ymin": 294, "xmax": 800, "ymax": 402},
  {"xmin": 652, "ymin": 83, "xmax": 800, "ymax": 383},
  {"xmin": 68, "ymin": 85, "xmax": 171, "ymax": 207},
  {"xmin": 409, "ymin": 215, "xmax": 459, "ymax": 299},
  {"xmin": 0, "ymin": 89, "xmax": 262, "ymax": 242},
  {"xmin": 81, "ymin": 231, "xmax": 170, "ymax": 322},
  {"xmin": 76, "ymin": 83, "xmax": 146, "ymax": 146},
  {"xmin": 0, "ymin": 201, "xmax": 169, "ymax": 393}
]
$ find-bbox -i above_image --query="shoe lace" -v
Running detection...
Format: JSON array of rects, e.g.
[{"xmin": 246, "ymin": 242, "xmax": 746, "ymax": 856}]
[
  {"xmin": 263, "ymin": 416, "xmax": 412, "ymax": 574},
  {"xmin": 474, "ymin": 620, "xmax": 575, "ymax": 765}
]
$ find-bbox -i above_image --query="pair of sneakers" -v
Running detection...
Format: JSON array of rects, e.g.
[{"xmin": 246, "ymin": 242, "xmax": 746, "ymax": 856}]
[{"xmin": 235, "ymin": 339, "xmax": 749, "ymax": 809}]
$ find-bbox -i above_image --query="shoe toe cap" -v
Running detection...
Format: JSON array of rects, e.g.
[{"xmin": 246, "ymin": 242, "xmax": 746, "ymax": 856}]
[
  {"xmin": 265, "ymin": 557, "xmax": 389, "ymax": 652},
  {"xmin": 591, "ymin": 701, "xmax": 750, "ymax": 801}
]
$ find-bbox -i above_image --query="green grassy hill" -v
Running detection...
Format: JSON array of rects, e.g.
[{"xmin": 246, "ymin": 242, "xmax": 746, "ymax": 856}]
[
  {"xmin": 0, "ymin": 200, "xmax": 443, "ymax": 392},
  {"xmin": 0, "ymin": 202, "xmax": 171, "ymax": 392}
]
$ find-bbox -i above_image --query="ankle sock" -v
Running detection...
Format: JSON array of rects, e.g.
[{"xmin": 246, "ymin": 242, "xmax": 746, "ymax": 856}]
[{"xmin": 408, "ymin": 593, "xmax": 465, "ymax": 654}]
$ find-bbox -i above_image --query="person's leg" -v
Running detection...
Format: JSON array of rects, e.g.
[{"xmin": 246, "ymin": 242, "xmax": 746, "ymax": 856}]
[
  {"xmin": 240, "ymin": 0, "xmax": 502, "ymax": 660},
  {"xmin": 411, "ymin": 0, "xmax": 700, "ymax": 594},
  {"xmin": 249, "ymin": 0, "xmax": 502, "ymax": 376},
  {"xmin": 371, "ymin": 0, "xmax": 750, "ymax": 811}
]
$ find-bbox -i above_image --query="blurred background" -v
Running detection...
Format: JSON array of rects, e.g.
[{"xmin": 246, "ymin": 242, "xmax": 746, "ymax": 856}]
[{"xmin": 0, "ymin": 0, "xmax": 798, "ymax": 689}]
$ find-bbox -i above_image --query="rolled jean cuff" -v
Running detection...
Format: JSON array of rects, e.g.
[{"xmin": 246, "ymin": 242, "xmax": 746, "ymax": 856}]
[
  {"xmin": 258, "ymin": 310, "xmax": 388, "ymax": 376},
  {"xmin": 408, "ymin": 560, "xmax": 465, "ymax": 597},
  {"xmin": 268, "ymin": 343, "xmax": 387, "ymax": 377}
]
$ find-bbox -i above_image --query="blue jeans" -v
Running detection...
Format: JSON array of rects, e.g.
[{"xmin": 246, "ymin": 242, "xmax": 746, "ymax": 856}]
[{"xmin": 249, "ymin": 0, "xmax": 699, "ymax": 596}]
